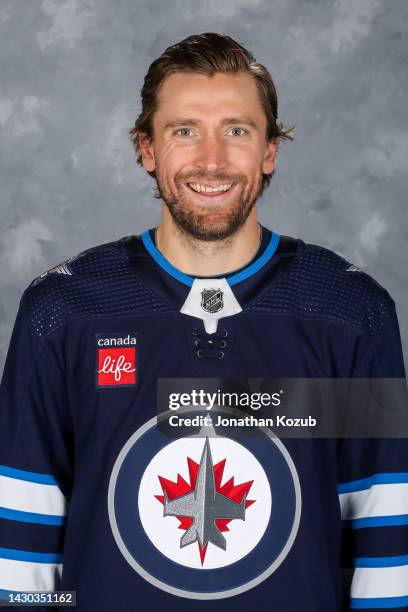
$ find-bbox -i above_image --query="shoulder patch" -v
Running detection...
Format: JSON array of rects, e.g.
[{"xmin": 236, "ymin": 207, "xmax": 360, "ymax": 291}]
[
  {"xmin": 31, "ymin": 254, "xmax": 79, "ymax": 287},
  {"xmin": 344, "ymin": 263, "xmax": 362, "ymax": 273}
]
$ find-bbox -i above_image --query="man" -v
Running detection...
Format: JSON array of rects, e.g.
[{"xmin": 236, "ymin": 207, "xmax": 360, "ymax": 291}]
[{"xmin": 0, "ymin": 32, "xmax": 407, "ymax": 611}]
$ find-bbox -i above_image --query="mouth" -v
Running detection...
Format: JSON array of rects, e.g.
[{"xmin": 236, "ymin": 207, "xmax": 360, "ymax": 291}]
[{"xmin": 185, "ymin": 181, "xmax": 236, "ymax": 201}]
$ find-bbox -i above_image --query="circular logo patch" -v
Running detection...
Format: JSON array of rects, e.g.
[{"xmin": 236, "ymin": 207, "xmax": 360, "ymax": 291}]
[{"xmin": 108, "ymin": 413, "xmax": 301, "ymax": 600}]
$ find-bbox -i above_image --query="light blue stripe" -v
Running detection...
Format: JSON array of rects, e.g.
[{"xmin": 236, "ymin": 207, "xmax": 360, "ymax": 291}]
[
  {"xmin": 141, "ymin": 229, "xmax": 280, "ymax": 287},
  {"xmin": 228, "ymin": 232, "xmax": 280, "ymax": 286},
  {"xmin": 350, "ymin": 595, "xmax": 408, "ymax": 609},
  {"xmin": 0, "ymin": 507, "xmax": 65, "ymax": 526},
  {"xmin": 343, "ymin": 514, "xmax": 408, "ymax": 529},
  {"xmin": 0, "ymin": 465, "xmax": 59, "ymax": 486},
  {"xmin": 0, "ymin": 547, "xmax": 63, "ymax": 564},
  {"xmin": 141, "ymin": 231, "xmax": 194, "ymax": 286},
  {"xmin": 338, "ymin": 473, "xmax": 408, "ymax": 494},
  {"xmin": 354, "ymin": 554, "xmax": 408, "ymax": 568}
]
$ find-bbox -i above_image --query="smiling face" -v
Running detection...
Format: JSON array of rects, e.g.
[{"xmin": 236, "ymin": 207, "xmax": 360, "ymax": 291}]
[{"xmin": 139, "ymin": 71, "xmax": 277, "ymax": 241}]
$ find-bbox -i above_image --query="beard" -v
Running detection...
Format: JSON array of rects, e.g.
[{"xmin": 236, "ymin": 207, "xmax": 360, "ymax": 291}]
[{"xmin": 153, "ymin": 165, "xmax": 266, "ymax": 242}]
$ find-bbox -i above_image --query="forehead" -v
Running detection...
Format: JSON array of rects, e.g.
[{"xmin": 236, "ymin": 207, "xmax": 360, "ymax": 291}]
[{"xmin": 154, "ymin": 71, "xmax": 265, "ymax": 123}]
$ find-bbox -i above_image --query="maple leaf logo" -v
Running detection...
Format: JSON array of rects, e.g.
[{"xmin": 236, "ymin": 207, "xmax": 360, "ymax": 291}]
[{"xmin": 155, "ymin": 438, "xmax": 255, "ymax": 565}]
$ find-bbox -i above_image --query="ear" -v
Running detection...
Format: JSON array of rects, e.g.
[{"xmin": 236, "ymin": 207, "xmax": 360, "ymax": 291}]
[
  {"xmin": 138, "ymin": 132, "xmax": 156, "ymax": 172},
  {"xmin": 262, "ymin": 138, "xmax": 278, "ymax": 175}
]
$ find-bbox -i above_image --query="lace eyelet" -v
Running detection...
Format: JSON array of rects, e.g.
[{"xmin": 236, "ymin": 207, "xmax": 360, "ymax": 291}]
[
  {"xmin": 218, "ymin": 351, "xmax": 225, "ymax": 359},
  {"xmin": 194, "ymin": 339, "xmax": 200, "ymax": 347},
  {"xmin": 221, "ymin": 329, "xmax": 228, "ymax": 337},
  {"xmin": 219, "ymin": 340, "xmax": 227, "ymax": 349},
  {"xmin": 196, "ymin": 349, "xmax": 203, "ymax": 358},
  {"xmin": 192, "ymin": 328, "xmax": 199, "ymax": 336}
]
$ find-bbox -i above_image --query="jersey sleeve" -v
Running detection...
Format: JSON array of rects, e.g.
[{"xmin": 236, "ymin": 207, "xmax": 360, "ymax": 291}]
[
  {"xmin": 0, "ymin": 290, "xmax": 73, "ymax": 606},
  {"xmin": 338, "ymin": 302, "xmax": 408, "ymax": 611}
]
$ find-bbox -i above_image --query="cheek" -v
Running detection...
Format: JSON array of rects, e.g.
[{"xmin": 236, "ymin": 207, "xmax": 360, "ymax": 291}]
[
  {"xmin": 229, "ymin": 146, "xmax": 265, "ymax": 174},
  {"xmin": 157, "ymin": 143, "xmax": 193, "ymax": 178}
]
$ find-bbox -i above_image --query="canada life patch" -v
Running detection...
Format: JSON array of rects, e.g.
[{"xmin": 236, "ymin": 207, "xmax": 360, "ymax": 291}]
[
  {"xmin": 108, "ymin": 410, "xmax": 301, "ymax": 599},
  {"xmin": 96, "ymin": 334, "xmax": 137, "ymax": 387}
]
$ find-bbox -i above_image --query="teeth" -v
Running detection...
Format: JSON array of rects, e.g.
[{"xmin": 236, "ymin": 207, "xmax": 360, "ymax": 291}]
[{"xmin": 188, "ymin": 183, "xmax": 232, "ymax": 193}]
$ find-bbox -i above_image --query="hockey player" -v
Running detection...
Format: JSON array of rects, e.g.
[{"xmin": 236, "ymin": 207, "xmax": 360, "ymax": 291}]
[{"xmin": 0, "ymin": 32, "xmax": 407, "ymax": 611}]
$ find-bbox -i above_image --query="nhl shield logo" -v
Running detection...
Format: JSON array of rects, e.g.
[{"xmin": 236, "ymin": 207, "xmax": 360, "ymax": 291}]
[
  {"xmin": 108, "ymin": 411, "xmax": 301, "ymax": 599},
  {"xmin": 201, "ymin": 288, "xmax": 224, "ymax": 314}
]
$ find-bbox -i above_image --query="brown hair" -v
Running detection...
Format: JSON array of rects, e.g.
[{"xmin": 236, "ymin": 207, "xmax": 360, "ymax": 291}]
[{"xmin": 129, "ymin": 32, "xmax": 293, "ymax": 191}]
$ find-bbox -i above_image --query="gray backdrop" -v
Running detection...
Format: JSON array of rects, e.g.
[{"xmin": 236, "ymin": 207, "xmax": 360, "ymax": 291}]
[{"xmin": 1, "ymin": 0, "xmax": 407, "ymax": 372}]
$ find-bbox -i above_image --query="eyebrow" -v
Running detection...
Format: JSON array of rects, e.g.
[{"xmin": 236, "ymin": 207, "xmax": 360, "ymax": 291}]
[
  {"xmin": 222, "ymin": 116, "xmax": 258, "ymax": 129},
  {"xmin": 164, "ymin": 116, "xmax": 258, "ymax": 130}
]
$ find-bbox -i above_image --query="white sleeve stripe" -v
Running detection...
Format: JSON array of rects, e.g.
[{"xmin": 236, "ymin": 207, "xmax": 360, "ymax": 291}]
[
  {"xmin": 339, "ymin": 483, "xmax": 408, "ymax": 520},
  {"xmin": 350, "ymin": 564, "xmax": 408, "ymax": 599},
  {"xmin": 0, "ymin": 558, "xmax": 62, "ymax": 592},
  {"xmin": 0, "ymin": 475, "xmax": 66, "ymax": 517}
]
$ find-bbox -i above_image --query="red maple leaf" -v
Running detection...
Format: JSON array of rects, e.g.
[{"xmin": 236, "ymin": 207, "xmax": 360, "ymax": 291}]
[{"xmin": 155, "ymin": 456, "xmax": 255, "ymax": 565}]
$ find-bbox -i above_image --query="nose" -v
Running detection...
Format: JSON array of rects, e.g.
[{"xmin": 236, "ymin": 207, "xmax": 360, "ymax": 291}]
[{"xmin": 194, "ymin": 135, "xmax": 227, "ymax": 174}]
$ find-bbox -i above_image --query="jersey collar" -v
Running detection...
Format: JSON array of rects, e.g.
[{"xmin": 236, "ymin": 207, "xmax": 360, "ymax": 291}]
[{"xmin": 140, "ymin": 229, "xmax": 280, "ymax": 288}]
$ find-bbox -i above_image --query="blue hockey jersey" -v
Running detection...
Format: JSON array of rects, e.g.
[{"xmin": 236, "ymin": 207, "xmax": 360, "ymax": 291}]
[{"xmin": 0, "ymin": 226, "xmax": 407, "ymax": 611}]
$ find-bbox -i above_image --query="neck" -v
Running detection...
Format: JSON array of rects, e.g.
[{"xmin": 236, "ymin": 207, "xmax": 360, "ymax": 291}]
[{"xmin": 155, "ymin": 207, "xmax": 261, "ymax": 277}]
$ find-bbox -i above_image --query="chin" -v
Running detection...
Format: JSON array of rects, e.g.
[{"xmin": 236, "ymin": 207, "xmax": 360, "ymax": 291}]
[{"xmin": 180, "ymin": 214, "xmax": 248, "ymax": 241}]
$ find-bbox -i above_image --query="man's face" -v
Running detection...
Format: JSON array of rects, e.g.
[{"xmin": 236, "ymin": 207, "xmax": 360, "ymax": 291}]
[{"xmin": 139, "ymin": 71, "xmax": 277, "ymax": 241}]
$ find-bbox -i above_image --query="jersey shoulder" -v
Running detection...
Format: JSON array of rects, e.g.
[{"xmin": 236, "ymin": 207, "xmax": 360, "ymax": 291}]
[
  {"xmin": 250, "ymin": 238, "xmax": 395, "ymax": 338},
  {"xmin": 22, "ymin": 236, "xmax": 169, "ymax": 341}
]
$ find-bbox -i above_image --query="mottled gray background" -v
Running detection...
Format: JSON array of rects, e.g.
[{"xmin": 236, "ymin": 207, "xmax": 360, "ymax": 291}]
[{"xmin": 1, "ymin": 0, "xmax": 407, "ymax": 372}]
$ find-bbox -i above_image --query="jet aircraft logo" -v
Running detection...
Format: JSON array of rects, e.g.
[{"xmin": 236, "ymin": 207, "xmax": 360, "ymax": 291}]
[{"xmin": 156, "ymin": 438, "xmax": 254, "ymax": 565}]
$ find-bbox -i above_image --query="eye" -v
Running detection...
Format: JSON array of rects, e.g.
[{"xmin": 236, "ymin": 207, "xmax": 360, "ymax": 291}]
[
  {"xmin": 228, "ymin": 127, "xmax": 247, "ymax": 136},
  {"xmin": 176, "ymin": 128, "xmax": 193, "ymax": 137}
]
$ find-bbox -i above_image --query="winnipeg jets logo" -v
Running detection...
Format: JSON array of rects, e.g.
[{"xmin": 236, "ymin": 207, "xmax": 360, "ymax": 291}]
[
  {"xmin": 156, "ymin": 438, "xmax": 253, "ymax": 564},
  {"xmin": 108, "ymin": 413, "xmax": 301, "ymax": 599},
  {"xmin": 201, "ymin": 289, "xmax": 224, "ymax": 313}
]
